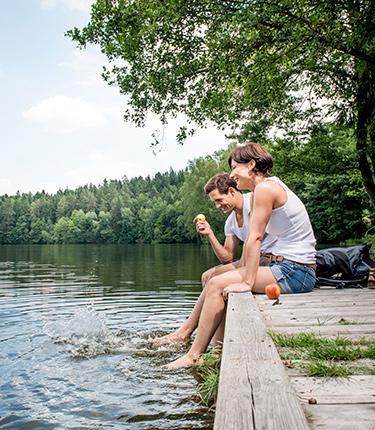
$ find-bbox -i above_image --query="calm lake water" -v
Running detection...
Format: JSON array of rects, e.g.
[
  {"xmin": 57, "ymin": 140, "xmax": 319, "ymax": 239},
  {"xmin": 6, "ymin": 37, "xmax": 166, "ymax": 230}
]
[{"xmin": 0, "ymin": 244, "xmax": 219, "ymax": 430}]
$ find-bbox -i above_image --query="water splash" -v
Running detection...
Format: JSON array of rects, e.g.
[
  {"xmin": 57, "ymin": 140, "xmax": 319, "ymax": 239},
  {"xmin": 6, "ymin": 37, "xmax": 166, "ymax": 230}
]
[
  {"xmin": 43, "ymin": 306, "xmax": 131, "ymax": 358},
  {"xmin": 43, "ymin": 307, "xmax": 183, "ymax": 360}
]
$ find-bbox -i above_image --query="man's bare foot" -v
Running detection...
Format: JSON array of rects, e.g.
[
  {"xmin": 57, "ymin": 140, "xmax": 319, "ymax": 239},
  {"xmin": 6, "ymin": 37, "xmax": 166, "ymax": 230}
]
[
  {"xmin": 163, "ymin": 353, "xmax": 202, "ymax": 369},
  {"xmin": 152, "ymin": 332, "xmax": 190, "ymax": 348}
]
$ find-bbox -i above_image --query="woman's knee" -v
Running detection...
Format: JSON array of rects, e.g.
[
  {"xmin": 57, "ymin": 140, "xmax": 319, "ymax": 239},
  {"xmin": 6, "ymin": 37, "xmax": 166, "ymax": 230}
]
[{"xmin": 205, "ymin": 278, "xmax": 224, "ymax": 297}]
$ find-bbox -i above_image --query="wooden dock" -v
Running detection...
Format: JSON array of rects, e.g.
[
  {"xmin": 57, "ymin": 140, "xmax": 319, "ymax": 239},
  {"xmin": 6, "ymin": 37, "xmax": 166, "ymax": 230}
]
[{"xmin": 214, "ymin": 288, "xmax": 375, "ymax": 430}]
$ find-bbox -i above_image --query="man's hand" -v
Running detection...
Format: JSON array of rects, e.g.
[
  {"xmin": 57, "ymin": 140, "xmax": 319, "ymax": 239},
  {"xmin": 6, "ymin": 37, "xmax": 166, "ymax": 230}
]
[
  {"xmin": 222, "ymin": 282, "xmax": 251, "ymax": 300},
  {"xmin": 196, "ymin": 221, "xmax": 212, "ymax": 236}
]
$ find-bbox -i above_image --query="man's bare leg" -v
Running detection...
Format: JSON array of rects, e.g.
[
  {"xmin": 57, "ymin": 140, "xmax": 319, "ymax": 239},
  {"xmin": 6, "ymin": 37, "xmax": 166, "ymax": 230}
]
[
  {"xmin": 212, "ymin": 308, "xmax": 226, "ymax": 349},
  {"xmin": 152, "ymin": 263, "xmax": 235, "ymax": 347},
  {"xmin": 164, "ymin": 266, "xmax": 275, "ymax": 368}
]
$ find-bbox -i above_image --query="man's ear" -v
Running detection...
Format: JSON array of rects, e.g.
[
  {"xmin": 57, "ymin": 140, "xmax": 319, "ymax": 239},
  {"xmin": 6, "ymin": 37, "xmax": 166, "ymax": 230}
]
[{"xmin": 228, "ymin": 187, "xmax": 237, "ymax": 196}]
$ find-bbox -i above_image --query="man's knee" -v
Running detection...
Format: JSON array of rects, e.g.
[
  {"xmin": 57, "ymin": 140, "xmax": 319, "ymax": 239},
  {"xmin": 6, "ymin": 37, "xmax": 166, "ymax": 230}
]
[{"xmin": 201, "ymin": 266, "xmax": 217, "ymax": 287}]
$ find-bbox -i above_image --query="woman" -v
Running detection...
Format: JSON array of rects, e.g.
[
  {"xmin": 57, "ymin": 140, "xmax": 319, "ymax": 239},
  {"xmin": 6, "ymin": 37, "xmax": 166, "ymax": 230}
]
[{"xmin": 165, "ymin": 142, "xmax": 316, "ymax": 368}]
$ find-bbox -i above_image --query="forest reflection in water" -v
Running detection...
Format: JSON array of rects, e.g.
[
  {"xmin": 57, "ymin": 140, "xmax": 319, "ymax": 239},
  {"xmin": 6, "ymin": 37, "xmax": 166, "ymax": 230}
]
[{"xmin": 0, "ymin": 244, "xmax": 218, "ymax": 430}]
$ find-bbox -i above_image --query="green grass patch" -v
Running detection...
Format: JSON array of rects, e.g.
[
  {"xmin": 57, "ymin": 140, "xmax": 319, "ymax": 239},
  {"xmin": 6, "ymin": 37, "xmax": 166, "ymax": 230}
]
[
  {"xmin": 196, "ymin": 347, "xmax": 221, "ymax": 406},
  {"xmin": 303, "ymin": 360, "xmax": 352, "ymax": 377},
  {"xmin": 270, "ymin": 331, "xmax": 375, "ymax": 377},
  {"xmin": 195, "ymin": 334, "xmax": 375, "ymax": 405}
]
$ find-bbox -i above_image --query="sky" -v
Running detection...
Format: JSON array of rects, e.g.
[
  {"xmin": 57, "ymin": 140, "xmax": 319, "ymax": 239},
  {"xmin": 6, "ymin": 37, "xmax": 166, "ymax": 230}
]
[{"xmin": 0, "ymin": 0, "xmax": 228, "ymax": 196}]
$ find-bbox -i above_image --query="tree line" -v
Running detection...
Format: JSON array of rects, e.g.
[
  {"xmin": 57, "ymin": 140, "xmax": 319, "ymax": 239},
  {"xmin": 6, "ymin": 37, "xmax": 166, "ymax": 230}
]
[{"xmin": 0, "ymin": 124, "xmax": 373, "ymax": 245}]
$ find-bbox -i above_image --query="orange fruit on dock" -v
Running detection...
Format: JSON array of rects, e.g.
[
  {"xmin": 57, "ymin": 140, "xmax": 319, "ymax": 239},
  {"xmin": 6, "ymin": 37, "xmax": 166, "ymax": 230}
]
[{"xmin": 265, "ymin": 283, "xmax": 281, "ymax": 299}]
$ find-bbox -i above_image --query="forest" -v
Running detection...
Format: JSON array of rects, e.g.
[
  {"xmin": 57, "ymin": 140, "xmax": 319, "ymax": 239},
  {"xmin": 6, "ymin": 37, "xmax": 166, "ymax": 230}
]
[{"xmin": 0, "ymin": 124, "xmax": 373, "ymax": 246}]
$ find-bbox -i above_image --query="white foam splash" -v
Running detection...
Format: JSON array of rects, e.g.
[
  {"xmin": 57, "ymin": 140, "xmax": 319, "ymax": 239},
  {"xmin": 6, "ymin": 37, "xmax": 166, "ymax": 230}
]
[{"xmin": 43, "ymin": 306, "xmax": 129, "ymax": 358}]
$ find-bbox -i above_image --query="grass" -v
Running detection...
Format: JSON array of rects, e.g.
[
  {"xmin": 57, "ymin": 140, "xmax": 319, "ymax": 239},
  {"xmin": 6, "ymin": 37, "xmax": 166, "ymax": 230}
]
[
  {"xmin": 196, "ymin": 347, "xmax": 221, "ymax": 407},
  {"xmin": 195, "ymin": 333, "xmax": 375, "ymax": 406},
  {"xmin": 270, "ymin": 331, "xmax": 375, "ymax": 377},
  {"xmin": 303, "ymin": 361, "xmax": 353, "ymax": 377}
]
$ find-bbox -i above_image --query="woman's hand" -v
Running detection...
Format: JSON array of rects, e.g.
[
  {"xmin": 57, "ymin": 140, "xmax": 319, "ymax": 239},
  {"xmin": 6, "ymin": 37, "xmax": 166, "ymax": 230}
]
[{"xmin": 222, "ymin": 282, "xmax": 251, "ymax": 300}]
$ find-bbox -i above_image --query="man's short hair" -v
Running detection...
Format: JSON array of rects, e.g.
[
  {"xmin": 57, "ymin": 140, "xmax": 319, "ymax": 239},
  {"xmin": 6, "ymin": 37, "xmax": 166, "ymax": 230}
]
[{"xmin": 204, "ymin": 173, "xmax": 238, "ymax": 195}]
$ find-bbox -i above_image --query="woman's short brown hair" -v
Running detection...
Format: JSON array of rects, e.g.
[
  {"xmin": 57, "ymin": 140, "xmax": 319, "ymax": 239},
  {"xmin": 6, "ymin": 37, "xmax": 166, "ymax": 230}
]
[
  {"xmin": 228, "ymin": 143, "xmax": 273, "ymax": 175},
  {"xmin": 204, "ymin": 173, "xmax": 238, "ymax": 194}
]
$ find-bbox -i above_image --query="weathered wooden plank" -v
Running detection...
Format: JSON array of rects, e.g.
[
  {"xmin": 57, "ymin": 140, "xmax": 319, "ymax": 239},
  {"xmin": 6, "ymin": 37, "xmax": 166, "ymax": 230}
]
[
  {"xmin": 262, "ymin": 312, "xmax": 375, "ymax": 325},
  {"xmin": 214, "ymin": 292, "xmax": 309, "ymax": 430},
  {"xmin": 261, "ymin": 306, "xmax": 375, "ymax": 321},
  {"xmin": 302, "ymin": 404, "xmax": 375, "ymax": 430},
  {"xmin": 265, "ymin": 323, "xmax": 375, "ymax": 337},
  {"xmin": 270, "ymin": 326, "xmax": 375, "ymax": 340},
  {"xmin": 257, "ymin": 299, "xmax": 375, "ymax": 310},
  {"xmin": 255, "ymin": 289, "xmax": 375, "ymax": 303},
  {"xmin": 256, "ymin": 288, "xmax": 375, "ymax": 429},
  {"xmin": 291, "ymin": 375, "xmax": 375, "ymax": 405},
  {"xmin": 257, "ymin": 296, "xmax": 375, "ymax": 306}
]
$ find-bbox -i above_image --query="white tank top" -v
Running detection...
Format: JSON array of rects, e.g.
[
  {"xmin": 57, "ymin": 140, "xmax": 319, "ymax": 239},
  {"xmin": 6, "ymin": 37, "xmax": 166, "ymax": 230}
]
[
  {"xmin": 264, "ymin": 177, "xmax": 316, "ymax": 264},
  {"xmin": 224, "ymin": 193, "xmax": 276, "ymax": 253}
]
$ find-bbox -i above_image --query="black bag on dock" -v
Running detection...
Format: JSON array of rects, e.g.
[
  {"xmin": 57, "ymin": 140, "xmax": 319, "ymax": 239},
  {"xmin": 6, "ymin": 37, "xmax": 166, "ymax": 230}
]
[{"xmin": 315, "ymin": 243, "xmax": 375, "ymax": 288}]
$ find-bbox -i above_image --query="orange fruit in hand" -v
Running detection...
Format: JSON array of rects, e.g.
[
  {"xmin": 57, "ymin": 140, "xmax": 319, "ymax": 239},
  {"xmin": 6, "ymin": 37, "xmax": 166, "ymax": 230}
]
[{"xmin": 265, "ymin": 283, "xmax": 281, "ymax": 299}]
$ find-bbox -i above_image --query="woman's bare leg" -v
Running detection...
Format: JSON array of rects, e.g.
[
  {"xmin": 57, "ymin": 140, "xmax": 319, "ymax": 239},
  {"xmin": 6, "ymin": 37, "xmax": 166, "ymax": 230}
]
[
  {"xmin": 152, "ymin": 289, "xmax": 206, "ymax": 346},
  {"xmin": 153, "ymin": 263, "xmax": 235, "ymax": 346},
  {"xmin": 165, "ymin": 266, "xmax": 276, "ymax": 367}
]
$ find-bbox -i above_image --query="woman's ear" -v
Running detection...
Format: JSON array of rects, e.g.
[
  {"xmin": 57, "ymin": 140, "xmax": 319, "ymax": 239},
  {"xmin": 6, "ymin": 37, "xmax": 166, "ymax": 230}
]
[{"xmin": 248, "ymin": 159, "xmax": 256, "ymax": 173}]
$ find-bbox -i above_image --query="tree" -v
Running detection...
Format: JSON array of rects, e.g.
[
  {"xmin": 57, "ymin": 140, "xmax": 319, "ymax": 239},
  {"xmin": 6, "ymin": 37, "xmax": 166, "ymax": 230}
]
[
  {"xmin": 67, "ymin": 0, "xmax": 375, "ymax": 208},
  {"xmin": 269, "ymin": 124, "xmax": 372, "ymax": 242},
  {"xmin": 53, "ymin": 217, "xmax": 80, "ymax": 243}
]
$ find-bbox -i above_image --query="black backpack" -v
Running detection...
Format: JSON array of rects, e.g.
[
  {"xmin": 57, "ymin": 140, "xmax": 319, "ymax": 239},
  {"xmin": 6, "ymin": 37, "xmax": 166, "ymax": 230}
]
[{"xmin": 315, "ymin": 243, "xmax": 374, "ymax": 288}]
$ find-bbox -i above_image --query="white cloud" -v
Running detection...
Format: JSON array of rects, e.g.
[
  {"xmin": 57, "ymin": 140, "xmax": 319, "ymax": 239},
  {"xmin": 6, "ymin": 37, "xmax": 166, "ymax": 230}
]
[
  {"xmin": 40, "ymin": 0, "xmax": 94, "ymax": 12},
  {"xmin": 22, "ymin": 95, "xmax": 108, "ymax": 132},
  {"xmin": 64, "ymin": 151, "xmax": 144, "ymax": 189}
]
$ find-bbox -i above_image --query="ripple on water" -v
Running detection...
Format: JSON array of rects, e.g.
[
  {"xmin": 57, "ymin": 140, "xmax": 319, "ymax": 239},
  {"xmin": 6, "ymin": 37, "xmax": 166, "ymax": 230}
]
[{"xmin": 0, "ymin": 257, "xmax": 214, "ymax": 430}]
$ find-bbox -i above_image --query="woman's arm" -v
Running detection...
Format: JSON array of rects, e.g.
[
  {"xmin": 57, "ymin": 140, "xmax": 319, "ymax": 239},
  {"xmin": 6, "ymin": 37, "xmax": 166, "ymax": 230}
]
[
  {"xmin": 222, "ymin": 182, "xmax": 275, "ymax": 297},
  {"xmin": 243, "ymin": 182, "xmax": 274, "ymax": 286}
]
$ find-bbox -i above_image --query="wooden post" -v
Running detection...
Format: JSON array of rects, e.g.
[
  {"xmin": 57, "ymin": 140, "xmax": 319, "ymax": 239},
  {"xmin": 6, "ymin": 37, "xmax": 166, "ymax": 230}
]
[{"xmin": 214, "ymin": 292, "xmax": 310, "ymax": 430}]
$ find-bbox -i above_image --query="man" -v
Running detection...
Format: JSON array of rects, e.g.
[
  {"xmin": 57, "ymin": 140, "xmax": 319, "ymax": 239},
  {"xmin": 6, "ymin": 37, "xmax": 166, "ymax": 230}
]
[
  {"xmin": 152, "ymin": 174, "xmax": 275, "ymax": 347},
  {"xmin": 198, "ymin": 173, "xmax": 275, "ymax": 286}
]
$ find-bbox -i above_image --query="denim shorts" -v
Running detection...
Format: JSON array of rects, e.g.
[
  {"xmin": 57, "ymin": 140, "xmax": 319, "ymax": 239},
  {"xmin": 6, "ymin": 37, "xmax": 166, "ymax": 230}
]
[{"xmin": 269, "ymin": 260, "xmax": 316, "ymax": 293}]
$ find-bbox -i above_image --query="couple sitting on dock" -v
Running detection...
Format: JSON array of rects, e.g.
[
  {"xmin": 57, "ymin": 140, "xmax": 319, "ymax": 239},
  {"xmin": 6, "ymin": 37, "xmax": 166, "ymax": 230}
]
[{"xmin": 154, "ymin": 142, "xmax": 317, "ymax": 368}]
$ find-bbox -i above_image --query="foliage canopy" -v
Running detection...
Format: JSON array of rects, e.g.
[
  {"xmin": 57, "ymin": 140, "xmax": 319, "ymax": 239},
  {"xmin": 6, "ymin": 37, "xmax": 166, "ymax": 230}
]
[{"xmin": 67, "ymin": 0, "xmax": 375, "ymax": 207}]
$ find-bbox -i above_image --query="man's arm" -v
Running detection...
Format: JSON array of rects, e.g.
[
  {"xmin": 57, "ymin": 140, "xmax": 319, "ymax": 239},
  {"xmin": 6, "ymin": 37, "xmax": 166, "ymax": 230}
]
[{"xmin": 196, "ymin": 222, "xmax": 239, "ymax": 264}]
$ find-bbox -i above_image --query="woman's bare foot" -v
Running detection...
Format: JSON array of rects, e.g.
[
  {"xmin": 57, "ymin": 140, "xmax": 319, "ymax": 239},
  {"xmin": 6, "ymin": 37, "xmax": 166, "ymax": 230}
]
[
  {"xmin": 163, "ymin": 353, "xmax": 202, "ymax": 369},
  {"xmin": 152, "ymin": 331, "xmax": 190, "ymax": 348}
]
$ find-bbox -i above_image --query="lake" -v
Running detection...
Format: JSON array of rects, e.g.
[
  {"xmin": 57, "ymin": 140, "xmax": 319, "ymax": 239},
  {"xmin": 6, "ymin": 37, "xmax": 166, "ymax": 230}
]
[{"xmin": 0, "ymin": 244, "xmax": 219, "ymax": 429}]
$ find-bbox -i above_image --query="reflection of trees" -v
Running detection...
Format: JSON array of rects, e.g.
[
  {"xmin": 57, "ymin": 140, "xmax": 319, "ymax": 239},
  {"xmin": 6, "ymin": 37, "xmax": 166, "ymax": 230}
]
[{"xmin": 0, "ymin": 244, "xmax": 217, "ymax": 292}]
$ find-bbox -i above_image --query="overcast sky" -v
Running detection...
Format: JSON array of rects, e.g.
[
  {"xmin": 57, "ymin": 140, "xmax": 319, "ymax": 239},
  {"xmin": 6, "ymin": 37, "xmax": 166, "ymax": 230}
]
[{"xmin": 0, "ymin": 0, "xmax": 228, "ymax": 196}]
